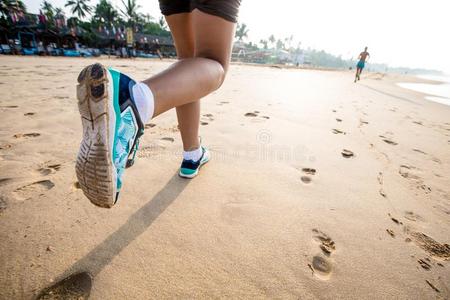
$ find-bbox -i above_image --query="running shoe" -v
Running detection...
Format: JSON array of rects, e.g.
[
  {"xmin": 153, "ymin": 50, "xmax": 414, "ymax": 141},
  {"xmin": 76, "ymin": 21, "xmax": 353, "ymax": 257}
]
[
  {"xmin": 75, "ymin": 63, "xmax": 144, "ymax": 208},
  {"xmin": 179, "ymin": 146, "xmax": 210, "ymax": 178}
]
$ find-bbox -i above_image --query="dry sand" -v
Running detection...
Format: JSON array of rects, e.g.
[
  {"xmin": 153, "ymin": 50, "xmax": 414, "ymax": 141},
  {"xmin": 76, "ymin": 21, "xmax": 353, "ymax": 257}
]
[{"xmin": 0, "ymin": 56, "xmax": 449, "ymax": 299}]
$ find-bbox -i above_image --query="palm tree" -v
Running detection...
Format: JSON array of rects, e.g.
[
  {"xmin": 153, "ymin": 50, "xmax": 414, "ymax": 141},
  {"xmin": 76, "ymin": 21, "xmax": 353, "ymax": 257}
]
[
  {"xmin": 1, "ymin": 0, "xmax": 26, "ymax": 18},
  {"xmin": 65, "ymin": 0, "xmax": 92, "ymax": 20},
  {"xmin": 259, "ymin": 39, "xmax": 268, "ymax": 50},
  {"xmin": 268, "ymin": 34, "xmax": 275, "ymax": 49},
  {"xmin": 54, "ymin": 7, "xmax": 64, "ymax": 17},
  {"xmin": 120, "ymin": 0, "xmax": 140, "ymax": 26},
  {"xmin": 284, "ymin": 35, "xmax": 293, "ymax": 50},
  {"xmin": 93, "ymin": 0, "xmax": 117, "ymax": 26},
  {"xmin": 235, "ymin": 23, "xmax": 249, "ymax": 41},
  {"xmin": 41, "ymin": 0, "xmax": 54, "ymax": 21},
  {"xmin": 158, "ymin": 16, "xmax": 166, "ymax": 29},
  {"xmin": 276, "ymin": 39, "xmax": 284, "ymax": 50},
  {"xmin": 141, "ymin": 13, "xmax": 153, "ymax": 23}
]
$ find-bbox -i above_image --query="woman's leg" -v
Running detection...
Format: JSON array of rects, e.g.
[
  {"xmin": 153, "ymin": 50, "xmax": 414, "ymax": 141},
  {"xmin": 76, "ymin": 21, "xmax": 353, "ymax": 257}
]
[
  {"xmin": 142, "ymin": 10, "xmax": 236, "ymax": 118},
  {"xmin": 164, "ymin": 14, "xmax": 201, "ymax": 151}
]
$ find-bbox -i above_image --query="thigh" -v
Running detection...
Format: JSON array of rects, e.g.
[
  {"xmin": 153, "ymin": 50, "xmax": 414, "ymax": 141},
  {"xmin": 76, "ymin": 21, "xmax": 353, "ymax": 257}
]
[
  {"xmin": 165, "ymin": 13, "xmax": 195, "ymax": 59},
  {"xmin": 192, "ymin": 9, "xmax": 237, "ymax": 72}
]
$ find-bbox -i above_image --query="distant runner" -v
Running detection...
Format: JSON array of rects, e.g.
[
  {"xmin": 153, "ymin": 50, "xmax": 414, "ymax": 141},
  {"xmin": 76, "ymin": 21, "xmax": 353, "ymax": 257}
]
[{"xmin": 354, "ymin": 47, "xmax": 370, "ymax": 82}]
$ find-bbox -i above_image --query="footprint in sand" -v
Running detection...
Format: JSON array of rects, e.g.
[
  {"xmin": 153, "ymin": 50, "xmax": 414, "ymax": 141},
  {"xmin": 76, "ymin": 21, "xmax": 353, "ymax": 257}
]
[
  {"xmin": 301, "ymin": 176, "xmax": 312, "ymax": 184},
  {"xmin": 408, "ymin": 231, "xmax": 450, "ymax": 260},
  {"xmin": 413, "ymin": 148, "xmax": 427, "ymax": 154},
  {"xmin": 404, "ymin": 211, "xmax": 423, "ymax": 222},
  {"xmin": 0, "ymin": 144, "xmax": 12, "ymax": 150},
  {"xmin": 381, "ymin": 137, "xmax": 398, "ymax": 145},
  {"xmin": 309, "ymin": 229, "xmax": 336, "ymax": 280},
  {"xmin": 398, "ymin": 166, "xmax": 431, "ymax": 193},
  {"xmin": 341, "ymin": 149, "xmax": 354, "ymax": 158},
  {"xmin": 359, "ymin": 119, "xmax": 369, "ymax": 127},
  {"xmin": 244, "ymin": 111, "xmax": 269, "ymax": 122},
  {"xmin": 201, "ymin": 113, "xmax": 214, "ymax": 125},
  {"xmin": 386, "ymin": 229, "xmax": 395, "ymax": 238},
  {"xmin": 13, "ymin": 180, "xmax": 55, "ymax": 201},
  {"xmin": 388, "ymin": 213, "xmax": 403, "ymax": 225},
  {"xmin": 308, "ymin": 256, "xmax": 333, "ymax": 280},
  {"xmin": 36, "ymin": 272, "xmax": 92, "ymax": 300},
  {"xmin": 302, "ymin": 168, "xmax": 316, "ymax": 175},
  {"xmin": 425, "ymin": 280, "xmax": 441, "ymax": 294},
  {"xmin": 377, "ymin": 172, "xmax": 387, "ymax": 198},
  {"xmin": 300, "ymin": 168, "xmax": 316, "ymax": 184},
  {"xmin": 431, "ymin": 157, "xmax": 441, "ymax": 164},
  {"xmin": 144, "ymin": 123, "xmax": 156, "ymax": 129},
  {"xmin": 399, "ymin": 165, "xmax": 421, "ymax": 180},
  {"xmin": 137, "ymin": 144, "xmax": 166, "ymax": 158},
  {"xmin": 377, "ymin": 172, "xmax": 383, "ymax": 185},
  {"xmin": 312, "ymin": 229, "xmax": 336, "ymax": 256},
  {"xmin": 417, "ymin": 258, "xmax": 432, "ymax": 270},
  {"xmin": 332, "ymin": 128, "xmax": 346, "ymax": 135},
  {"xmin": 13, "ymin": 133, "xmax": 41, "ymax": 138},
  {"xmin": 38, "ymin": 163, "xmax": 61, "ymax": 176},
  {"xmin": 161, "ymin": 137, "xmax": 174, "ymax": 142},
  {"xmin": 0, "ymin": 178, "xmax": 14, "ymax": 187}
]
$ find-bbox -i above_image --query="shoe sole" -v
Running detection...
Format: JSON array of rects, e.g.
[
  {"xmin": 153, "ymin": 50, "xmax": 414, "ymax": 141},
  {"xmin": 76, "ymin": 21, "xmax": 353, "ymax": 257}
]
[
  {"xmin": 76, "ymin": 63, "xmax": 117, "ymax": 208},
  {"xmin": 178, "ymin": 151, "xmax": 210, "ymax": 179}
]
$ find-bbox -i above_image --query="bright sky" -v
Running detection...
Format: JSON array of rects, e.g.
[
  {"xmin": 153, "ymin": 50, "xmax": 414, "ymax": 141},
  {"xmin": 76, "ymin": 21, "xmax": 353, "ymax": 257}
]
[{"xmin": 23, "ymin": 0, "xmax": 450, "ymax": 73}]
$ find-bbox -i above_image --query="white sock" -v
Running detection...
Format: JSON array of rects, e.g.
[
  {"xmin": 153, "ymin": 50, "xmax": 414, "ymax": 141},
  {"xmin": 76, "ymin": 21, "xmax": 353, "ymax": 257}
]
[
  {"xmin": 132, "ymin": 82, "xmax": 154, "ymax": 124},
  {"xmin": 183, "ymin": 147, "xmax": 203, "ymax": 162}
]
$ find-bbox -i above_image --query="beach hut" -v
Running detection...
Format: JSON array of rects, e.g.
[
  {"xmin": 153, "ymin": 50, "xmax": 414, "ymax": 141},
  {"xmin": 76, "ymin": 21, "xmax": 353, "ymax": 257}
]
[
  {"xmin": 17, "ymin": 29, "xmax": 37, "ymax": 55},
  {"xmin": 0, "ymin": 25, "xmax": 12, "ymax": 54},
  {"xmin": 134, "ymin": 33, "xmax": 175, "ymax": 57}
]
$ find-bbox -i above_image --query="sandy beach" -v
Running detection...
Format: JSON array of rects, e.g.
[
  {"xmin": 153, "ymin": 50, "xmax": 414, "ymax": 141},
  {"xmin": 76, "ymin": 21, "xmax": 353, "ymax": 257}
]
[{"xmin": 0, "ymin": 56, "xmax": 449, "ymax": 299}]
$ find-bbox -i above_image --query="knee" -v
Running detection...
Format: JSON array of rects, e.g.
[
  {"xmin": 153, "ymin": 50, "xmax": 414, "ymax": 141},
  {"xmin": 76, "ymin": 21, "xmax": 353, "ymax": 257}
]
[
  {"xmin": 210, "ymin": 60, "xmax": 226, "ymax": 90},
  {"xmin": 195, "ymin": 52, "xmax": 229, "ymax": 89},
  {"xmin": 196, "ymin": 57, "xmax": 226, "ymax": 92}
]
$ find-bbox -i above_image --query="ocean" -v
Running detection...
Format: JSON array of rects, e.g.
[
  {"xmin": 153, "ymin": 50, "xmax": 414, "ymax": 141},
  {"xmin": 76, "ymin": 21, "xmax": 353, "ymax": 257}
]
[{"xmin": 397, "ymin": 74, "xmax": 450, "ymax": 106}]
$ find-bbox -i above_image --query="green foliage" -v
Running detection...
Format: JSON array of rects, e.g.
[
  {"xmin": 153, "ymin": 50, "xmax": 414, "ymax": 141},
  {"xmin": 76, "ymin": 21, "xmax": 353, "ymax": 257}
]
[
  {"xmin": 65, "ymin": 0, "xmax": 92, "ymax": 20},
  {"xmin": 235, "ymin": 22, "xmax": 248, "ymax": 41},
  {"xmin": 119, "ymin": 0, "xmax": 140, "ymax": 26},
  {"xmin": 92, "ymin": 0, "xmax": 118, "ymax": 27},
  {"xmin": 1, "ymin": 0, "xmax": 26, "ymax": 18},
  {"xmin": 305, "ymin": 49, "xmax": 349, "ymax": 68},
  {"xmin": 142, "ymin": 21, "xmax": 170, "ymax": 37},
  {"xmin": 54, "ymin": 7, "xmax": 64, "ymax": 17},
  {"xmin": 259, "ymin": 39, "xmax": 268, "ymax": 49}
]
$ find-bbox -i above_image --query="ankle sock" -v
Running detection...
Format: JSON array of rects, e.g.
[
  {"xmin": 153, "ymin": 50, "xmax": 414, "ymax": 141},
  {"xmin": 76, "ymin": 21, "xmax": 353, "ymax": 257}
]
[
  {"xmin": 132, "ymin": 82, "xmax": 154, "ymax": 124},
  {"xmin": 183, "ymin": 147, "xmax": 203, "ymax": 162}
]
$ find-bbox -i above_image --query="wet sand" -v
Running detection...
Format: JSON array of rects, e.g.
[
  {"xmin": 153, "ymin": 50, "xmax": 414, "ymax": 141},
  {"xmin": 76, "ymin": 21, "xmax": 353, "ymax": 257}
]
[{"xmin": 0, "ymin": 56, "xmax": 449, "ymax": 299}]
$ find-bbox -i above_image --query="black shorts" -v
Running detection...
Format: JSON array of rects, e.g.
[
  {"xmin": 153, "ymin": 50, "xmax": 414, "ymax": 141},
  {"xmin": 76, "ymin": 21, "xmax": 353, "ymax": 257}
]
[{"xmin": 159, "ymin": 0, "xmax": 241, "ymax": 23}]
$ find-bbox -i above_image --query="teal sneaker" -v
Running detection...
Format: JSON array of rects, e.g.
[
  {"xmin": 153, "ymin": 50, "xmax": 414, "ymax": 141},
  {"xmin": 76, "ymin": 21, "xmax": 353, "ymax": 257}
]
[
  {"xmin": 75, "ymin": 63, "xmax": 144, "ymax": 208},
  {"xmin": 179, "ymin": 147, "xmax": 210, "ymax": 179}
]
